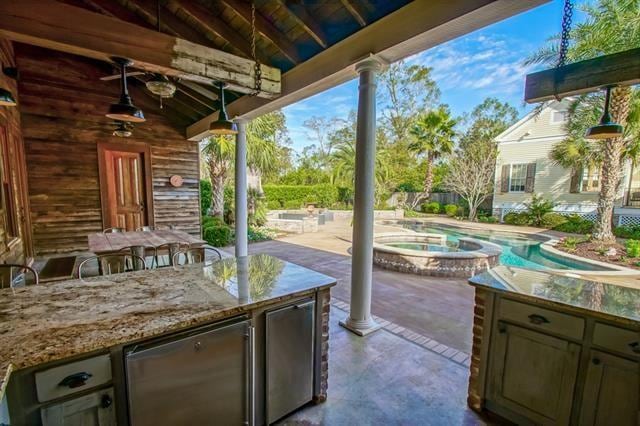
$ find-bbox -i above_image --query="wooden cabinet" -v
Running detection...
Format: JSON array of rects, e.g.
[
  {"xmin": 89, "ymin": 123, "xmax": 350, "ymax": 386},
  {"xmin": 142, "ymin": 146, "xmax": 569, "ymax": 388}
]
[
  {"xmin": 489, "ymin": 322, "xmax": 581, "ymax": 425},
  {"xmin": 40, "ymin": 388, "xmax": 115, "ymax": 426},
  {"xmin": 579, "ymin": 350, "xmax": 639, "ymax": 426}
]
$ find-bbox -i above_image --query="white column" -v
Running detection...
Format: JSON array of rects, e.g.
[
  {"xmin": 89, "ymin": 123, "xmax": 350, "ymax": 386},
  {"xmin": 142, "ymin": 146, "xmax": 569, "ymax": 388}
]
[
  {"xmin": 235, "ymin": 119, "xmax": 248, "ymax": 257},
  {"xmin": 340, "ymin": 58, "xmax": 384, "ymax": 336}
]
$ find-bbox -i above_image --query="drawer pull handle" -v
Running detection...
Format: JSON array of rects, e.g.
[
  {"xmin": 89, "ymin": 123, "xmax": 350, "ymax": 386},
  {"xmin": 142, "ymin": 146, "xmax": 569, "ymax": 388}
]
[
  {"xmin": 629, "ymin": 341, "xmax": 640, "ymax": 354},
  {"xmin": 528, "ymin": 314, "xmax": 550, "ymax": 325},
  {"xmin": 58, "ymin": 372, "xmax": 93, "ymax": 389}
]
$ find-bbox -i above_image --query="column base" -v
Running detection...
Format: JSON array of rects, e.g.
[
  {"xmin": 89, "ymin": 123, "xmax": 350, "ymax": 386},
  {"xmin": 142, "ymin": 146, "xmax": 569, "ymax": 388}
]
[{"xmin": 339, "ymin": 316, "xmax": 382, "ymax": 336}]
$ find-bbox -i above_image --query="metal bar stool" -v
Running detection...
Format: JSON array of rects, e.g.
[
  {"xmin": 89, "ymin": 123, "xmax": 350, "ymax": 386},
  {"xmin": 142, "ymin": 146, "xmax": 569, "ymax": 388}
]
[
  {"xmin": 103, "ymin": 227, "xmax": 124, "ymax": 234},
  {"xmin": 0, "ymin": 264, "xmax": 39, "ymax": 289},
  {"xmin": 77, "ymin": 254, "xmax": 147, "ymax": 281},
  {"xmin": 135, "ymin": 226, "xmax": 155, "ymax": 232},
  {"xmin": 172, "ymin": 245, "xmax": 223, "ymax": 266},
  {"xmin": 154, "ymin": 242, "xmax": 190, "ymax": 268}
]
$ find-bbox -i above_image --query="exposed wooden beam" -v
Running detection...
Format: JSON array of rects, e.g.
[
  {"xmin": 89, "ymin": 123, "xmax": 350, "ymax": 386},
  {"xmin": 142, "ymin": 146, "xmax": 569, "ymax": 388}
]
[
  {"xmin": 274, "ymin": 0, "xmax": 328, "ymax": 49},
  {"xmin": 0, "ymin": 1, "xmax": 281, "ymax": 98},
  {"xmin": 340, "ymin": 0, "xmax": 367, "ymax": 27},
  {"xmin": 175, "ymin": 84, "xmax": 216, "ymax": 111},
  {"xmin": 171, "ymin": 0, "xmax": 253, "ymax": 59},
  {"xmin": 121, "ymin": 0, "xmax": 216, "ymax": 48},
  {"xmin": 188, "ymin": 0, "xmax": 549, "ymax": 139},
  {"xmin": 219, "ymin": 0, "xmax": 300, "ymax": 64},
  {"xmin": 132, "ymin": 76, "xmax": 203, "ymax": 119},
  {"xmin": 524, "ymin": 48, "xmax": 640, "ymax": 103},
  {"xmin": 75, "ymin": 0, "xmax": 152, "ymax": 28},
  {"xmin": 179, "ymin": 80, "xmax": 218, "ymax": 101}
]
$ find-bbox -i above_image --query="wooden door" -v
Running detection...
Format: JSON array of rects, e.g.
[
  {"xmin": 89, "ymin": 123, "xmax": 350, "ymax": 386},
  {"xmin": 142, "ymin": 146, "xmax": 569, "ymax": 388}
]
[
  {"xmin": 489, "ymin": 322, "xmax": 581, "ymax": 425},
  {"xmin": 579, "ymin": 350, "xmax": 639, "ymax": 426},
  {"xmin": 98, "ymin": 143, "xmax": 153, "ymax": 231}
]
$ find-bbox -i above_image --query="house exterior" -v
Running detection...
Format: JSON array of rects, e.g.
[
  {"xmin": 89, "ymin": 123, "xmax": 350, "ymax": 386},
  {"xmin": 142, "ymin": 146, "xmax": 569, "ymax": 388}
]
[{"xmin": 492, "ymin": 99, "xmax": 640, "ymax": 225}]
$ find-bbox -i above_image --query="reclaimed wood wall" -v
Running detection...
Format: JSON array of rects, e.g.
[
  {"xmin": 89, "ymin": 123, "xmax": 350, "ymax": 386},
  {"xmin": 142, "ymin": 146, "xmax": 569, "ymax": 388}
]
[
  {"xmin": 15, "ymin": 44, "xmax": 201, "ymax": 255},
  {"xmin": 0, "ymin": 39, "xmax": 30, "ymax": 263}
]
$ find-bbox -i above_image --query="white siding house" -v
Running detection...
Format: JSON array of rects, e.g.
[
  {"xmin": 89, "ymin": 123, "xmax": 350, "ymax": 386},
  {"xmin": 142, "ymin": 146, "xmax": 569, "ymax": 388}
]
[{"xmin": 492, "ymin": 100, "xmax": 640, "ymax": 225}]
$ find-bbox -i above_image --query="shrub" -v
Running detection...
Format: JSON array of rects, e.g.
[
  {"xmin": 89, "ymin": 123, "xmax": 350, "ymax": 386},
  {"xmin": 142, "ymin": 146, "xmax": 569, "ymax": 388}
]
[
  {"xmin": 444, "ymin": 204, "xmax": 458, "ymax": 217},
  {"xmin": 525, "ymin": 195, "xmax": 555, "ymax": 226},
  {"xmin": 263, "ymin": 184, "xmax": 339, "ymax": 208},
  {"xmin": 202, "ymin": 219, "xmax": 233, "ymax": 247},
  {"xmin": 283, "ymin": 199, "xmax": 303, "ymax": 209},
  {"xmin": 626, "ymin": 239, "xmax": 640, "ymax": 257},
  {"xmin": 562, "ymin": 237, "xmax": 581, "ymax": 252},
  {"xmin": 456, "ymin": 206, "xmax": 465, "ymax": 217},
  {"xmin": 200, "ymin": 180, "xmax": 212, "ymax": 214},
  {"xmin": 266, "ymin": 200, "xmax": 282, "ymax": 210},
  {"xmin": 614, "ymin": 224, "xmax": 640, "ymax": 240},
  {"xmin": 248, "ymin": 226, "xmax": 277, "ymax": 242},
  {"xmin": 541, "ymin": 212, "xmax": 568, "ymax": 229},
  {"xmin": 503, "ymin": 211, "xmax": 531, "ymax": 226},
  {"xmin": 422, "ymin": 201, "xmax": 441, "ymax": 214},
  {"xmin": 553, "ymin": 214, "xmax": 593, "ymax": 234},
  {"xmin": 478, "ymin": 216, "xmax": 498, "ymax": 223}
]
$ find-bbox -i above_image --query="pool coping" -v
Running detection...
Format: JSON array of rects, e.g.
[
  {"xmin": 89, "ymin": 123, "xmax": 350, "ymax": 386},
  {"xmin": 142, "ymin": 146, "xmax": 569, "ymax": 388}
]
[
  {"xmin": 373, "ymin": 232, "xmax": 502, "ymax": 259},
  {"xmin": 378, "ymin": 219, "xmax": 640, "ymax": 276}
]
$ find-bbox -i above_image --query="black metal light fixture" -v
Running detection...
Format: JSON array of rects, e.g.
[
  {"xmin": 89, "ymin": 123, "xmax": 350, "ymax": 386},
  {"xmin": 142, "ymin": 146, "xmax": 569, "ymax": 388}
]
[
  {"xmin": 106, "ymin": 57, "xmax": 146, "ymax": 123},
  {"xmin": 209, "ymin": 81, "xmax": 237, "ymax": 135},
  {"xmin": 113, "ymin": 121, "xmax": 133, "ymax": 138},
  {"xmin": 0, "ymin": 65, "xmax": 17, "ymax": 107},
  {"xmin": 585, "ymin": 86, "xmax": 624, "ymax": 140}
]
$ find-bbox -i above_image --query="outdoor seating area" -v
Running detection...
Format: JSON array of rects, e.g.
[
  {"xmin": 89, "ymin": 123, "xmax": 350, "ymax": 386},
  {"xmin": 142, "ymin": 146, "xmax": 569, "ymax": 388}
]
[{"xmin": 0, "ymin": 0, "xmax": 638, "ymax": 425}]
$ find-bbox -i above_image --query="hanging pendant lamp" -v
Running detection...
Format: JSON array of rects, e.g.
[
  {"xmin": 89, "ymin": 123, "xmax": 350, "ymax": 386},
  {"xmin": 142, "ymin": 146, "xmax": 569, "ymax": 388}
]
[
  {"xmin": 585, "ymin": 86, "xmax": 624, "ymax": 140},
  {"xmin": 106, "ymin": 57, "xmax": 146, "ymax": 123},
  {"xmin": 209, "ymin": 81, "xmax": 237, "ymax": 135}
]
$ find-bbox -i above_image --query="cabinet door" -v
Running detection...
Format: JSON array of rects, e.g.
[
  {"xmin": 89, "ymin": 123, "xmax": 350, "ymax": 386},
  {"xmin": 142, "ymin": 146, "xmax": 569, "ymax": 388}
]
[
  {"xmin": 489, "ymin": 322, "xmax": 580, "ymax": 425},
  {"xmin": 41, "ymin": 388, "xmax": 115, "ymax": 426},
  {"xmin": 580, "ymin": 350, "xmax": 639, "ymax": 426},
  {"xmin": 266, "ymin": 299, "xmax": 315, "ymax": 424}
]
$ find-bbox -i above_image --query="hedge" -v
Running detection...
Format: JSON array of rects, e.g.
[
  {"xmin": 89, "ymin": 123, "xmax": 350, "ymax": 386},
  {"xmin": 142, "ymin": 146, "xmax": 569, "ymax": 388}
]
[
  {"xmin": 263, "ymin": 184, "xmax": 339, "ymax": 208},
  {"xmin": 202, "ymin": 216, "xmax": 233, "ymax": 247},
  {"xmin": 200, "ymin": 180, "xmax": 212, "ymax": 214}
]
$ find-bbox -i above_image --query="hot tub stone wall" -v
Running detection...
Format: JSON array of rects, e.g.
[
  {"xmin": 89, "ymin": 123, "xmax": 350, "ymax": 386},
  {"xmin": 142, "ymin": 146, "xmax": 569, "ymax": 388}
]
[{"xmin": 373, "ymin": 250, "xmax": 499, "ymax": 278}]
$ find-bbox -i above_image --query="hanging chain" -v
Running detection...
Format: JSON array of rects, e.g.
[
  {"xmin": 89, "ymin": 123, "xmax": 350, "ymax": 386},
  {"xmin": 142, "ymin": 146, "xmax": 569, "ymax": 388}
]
[
  {"xmin": 250, "ymin": 1, "xmax": 262, "ymax": 96},
  {"xmin": 557, "ymin": 0, "xmax": 573, "ymax": 68}
]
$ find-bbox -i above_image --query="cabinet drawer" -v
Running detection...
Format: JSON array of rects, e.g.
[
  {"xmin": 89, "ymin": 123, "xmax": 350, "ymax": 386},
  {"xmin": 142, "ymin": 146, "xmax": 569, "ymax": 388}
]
[
  {"xmin": 35, "ymin": 354, "xmax": 112, "ymax": 403},
  {"xmin": 593, "ymin": 323, "xmax": 640, "ymax": 358},
  {"xmin": 498, "ymin": 298, "xmax": 584, "ymax": 340}
]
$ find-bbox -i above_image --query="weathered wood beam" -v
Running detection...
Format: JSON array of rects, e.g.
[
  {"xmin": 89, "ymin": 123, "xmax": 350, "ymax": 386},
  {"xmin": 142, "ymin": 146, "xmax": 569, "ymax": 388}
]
[
  {"xmin": 121, "ymin": 0, "xmax": 216, "ymax": 48},
  {"xmin": 340, "ymin": 0, "xmax": 367, "ymax": 27},
  {"xmin": 525, "ymin": 48, "xmax": 640, "ymax": 103},
  {"xmin": 275, "ymin": 0, "xmax": 328, "ymax": 48},
  {"xmin": 0, "ymin": 1, "xmax": 281, "ymax": 98},
  {"xmin": 171, "ymin": 0, "xmax": 253, "ymax": 59},
  {"xmin": 219, "ymin": 0, "xmax": 300, "ymax": 64},
  {"xmin": 187, "ymin": 0, "xmax": 549, "ymax": 140}
]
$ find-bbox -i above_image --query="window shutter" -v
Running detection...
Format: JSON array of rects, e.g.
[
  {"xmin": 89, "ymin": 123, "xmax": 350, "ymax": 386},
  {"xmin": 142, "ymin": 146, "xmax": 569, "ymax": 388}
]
[
  {"xmin": 569, "ymin": 167, "xmax": 581, "ymax": 193},
  {"xmin": 500, "ymin": 164, "xmax": 510, "ymax": 193},
  {"xmin": 524, "ymin": 163, "xmax": 536, "ymax": 193}
]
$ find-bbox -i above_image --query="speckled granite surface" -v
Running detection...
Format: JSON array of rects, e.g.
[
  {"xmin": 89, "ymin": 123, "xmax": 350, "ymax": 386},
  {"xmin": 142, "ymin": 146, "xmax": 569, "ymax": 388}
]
[
  {"xmin": 0, "ymin": 255, "xmax": 335, "ymax": 399},
  {"xmin": 469, "ymin": 266, "xmax": 640, "ymax": 324}
]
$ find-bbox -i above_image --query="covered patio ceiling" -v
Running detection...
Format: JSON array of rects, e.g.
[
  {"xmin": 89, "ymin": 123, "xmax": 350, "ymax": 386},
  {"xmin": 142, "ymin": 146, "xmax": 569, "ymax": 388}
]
[{"xmin": 0, "ymin": 0, "xmax": 548, "ymax": 138}]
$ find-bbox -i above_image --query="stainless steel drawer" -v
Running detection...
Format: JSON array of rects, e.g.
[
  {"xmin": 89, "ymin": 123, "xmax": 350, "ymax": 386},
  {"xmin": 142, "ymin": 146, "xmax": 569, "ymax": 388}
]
[
  {"xmin": 35, "ymin": 354, "xmax": 112, "ymax": 403},
  {"xmin": 498, "ymin": 298, "xmax": 584, "ymax": 340},
  {"xmin": 593, "ymin": 322, "xmax": 640, "ymax": 358}
]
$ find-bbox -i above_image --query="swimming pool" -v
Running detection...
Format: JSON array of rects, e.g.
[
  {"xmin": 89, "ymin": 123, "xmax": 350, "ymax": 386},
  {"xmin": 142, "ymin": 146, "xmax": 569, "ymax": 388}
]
[{"xmin": 398, "ymin": 222, "xmax": 607, "ymax": 271}]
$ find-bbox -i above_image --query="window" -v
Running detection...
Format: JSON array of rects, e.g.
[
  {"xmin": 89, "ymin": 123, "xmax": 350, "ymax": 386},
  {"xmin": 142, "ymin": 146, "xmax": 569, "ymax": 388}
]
[
  {"xmin": 581, "ymin": 166, "xmax": 601, "ymax": 192},
  {"xmin": 509, "ymin": 164, "xmax": 527, "ymax": 192},
  {"xmin": 551, "ymin": 110, "xmax": 568, "ymax": 124}
]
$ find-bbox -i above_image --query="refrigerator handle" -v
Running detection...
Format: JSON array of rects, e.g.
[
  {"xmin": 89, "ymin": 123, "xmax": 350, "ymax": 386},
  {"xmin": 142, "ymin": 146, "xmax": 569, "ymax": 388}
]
[{"xmin": 247, "ymin": 325, "xmax": 256, "ymax": 426}]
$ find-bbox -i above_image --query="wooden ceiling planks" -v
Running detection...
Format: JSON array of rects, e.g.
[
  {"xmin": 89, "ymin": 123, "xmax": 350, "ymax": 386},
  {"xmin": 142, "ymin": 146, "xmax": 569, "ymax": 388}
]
[
  {"xmin": 340, "ymin": 0, "xmax": 367, "ymax": 27},
  {"xmin": 273, "ymin": 0, "xmax": 328, "ymax": 49}
]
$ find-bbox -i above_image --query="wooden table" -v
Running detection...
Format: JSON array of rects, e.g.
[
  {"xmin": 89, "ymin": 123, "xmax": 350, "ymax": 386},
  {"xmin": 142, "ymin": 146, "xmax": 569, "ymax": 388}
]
[{"xmin": 88, "ymin": 230, "xmax": 205, "ymax": 255}]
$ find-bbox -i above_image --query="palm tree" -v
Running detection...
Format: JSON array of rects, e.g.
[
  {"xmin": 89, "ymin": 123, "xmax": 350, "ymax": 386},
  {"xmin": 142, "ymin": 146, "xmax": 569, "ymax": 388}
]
[
  {"xmin": 202, "ymin": 112, "xmax": 283, "ymax": 220},
  {"xmin": 526, "ymin": 0, "xmax": 640, "ymax": 242},
  {"xmin": 408, "ymin": 106, "xmax": 457, "ymax": 199}
]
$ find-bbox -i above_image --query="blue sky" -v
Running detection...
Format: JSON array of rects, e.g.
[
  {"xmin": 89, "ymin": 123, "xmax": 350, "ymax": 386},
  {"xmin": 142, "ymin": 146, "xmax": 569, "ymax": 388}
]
[{"xmin": 283, "ymin": 0, "xmax": 568, "ymax": 153}]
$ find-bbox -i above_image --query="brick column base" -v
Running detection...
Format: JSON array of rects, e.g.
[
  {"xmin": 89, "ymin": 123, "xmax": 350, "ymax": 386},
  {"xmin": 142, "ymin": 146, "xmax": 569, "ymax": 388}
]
[
  {"xmin": 314, "ymin": 289, "xmax": 331, "ymax": 403},
  {"xmin": 467, "ymin": 287, "xmax": 487, "ymax": 412}
]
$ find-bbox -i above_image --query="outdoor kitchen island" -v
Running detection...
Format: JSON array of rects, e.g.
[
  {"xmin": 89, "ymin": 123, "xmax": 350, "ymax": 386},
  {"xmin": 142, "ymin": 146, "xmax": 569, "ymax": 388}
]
[
  {"xmin": 467, "ymin": 266, "xmax": 640, "ymax": 426},
  {"xmin": 0, "ymin": 255, "xmax": 335, "ymax": 426}
]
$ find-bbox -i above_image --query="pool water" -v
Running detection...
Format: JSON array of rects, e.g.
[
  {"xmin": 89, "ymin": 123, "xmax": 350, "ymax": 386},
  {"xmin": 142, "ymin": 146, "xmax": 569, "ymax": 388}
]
[
  {"xmin": 386, "ymin": 242, "xmax": 462, "ymax": 252},
  {"xmin": 401, "ymin": 223, "xmax": 607, "ymax": 271}
]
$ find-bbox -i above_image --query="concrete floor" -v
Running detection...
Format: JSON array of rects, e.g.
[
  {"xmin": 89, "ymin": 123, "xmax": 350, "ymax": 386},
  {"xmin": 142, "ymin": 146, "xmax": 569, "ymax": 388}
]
[
  {"xmin": 277, "ymin": 306, "xmax": 489, "ymax": 425},
  {"xmin": 241, "ymin": 217, "xmax": 476, "ymax": 353}
]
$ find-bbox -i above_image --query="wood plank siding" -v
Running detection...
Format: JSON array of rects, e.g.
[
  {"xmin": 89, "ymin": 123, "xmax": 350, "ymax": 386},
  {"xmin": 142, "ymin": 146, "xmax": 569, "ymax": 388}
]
[
  {"xmin": 0, "ymin": 39, "xmax": 30, "ymax": 263},
  {"xmin": 15, "ymin": 44, "xmax": 201, "ymax": 255}
]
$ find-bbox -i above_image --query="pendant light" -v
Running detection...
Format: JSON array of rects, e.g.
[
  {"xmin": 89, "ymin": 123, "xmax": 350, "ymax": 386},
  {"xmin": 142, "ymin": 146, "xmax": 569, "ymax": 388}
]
[
  {"xmin": 0, "ymin": 65, "xmax": 17, "ymax": 107},
  {"xmin": 209, "ymin": 81, "xmax": 237, "ymax": 135},
  {"xmin": 113, "ymin": 121, "xmax": 133, "ymax": 138},
  {"xmin": 106, "ymin": 57, "xmax": 146, "ymax": 123},
  {"xmin": 145, "ymin": 1, "xmax": 176, "ymax": 107},
  {"xmin": 585, "ymin": 86, "xmax": 624, "ymax": 140}
]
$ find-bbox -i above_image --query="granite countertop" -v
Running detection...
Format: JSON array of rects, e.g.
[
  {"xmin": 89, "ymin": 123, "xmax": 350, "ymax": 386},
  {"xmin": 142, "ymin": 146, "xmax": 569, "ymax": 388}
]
[
  {"xmin": 0, "ymin": 255, "xmax": 335, "ymax": 399},
  {"xmin": 469, "ymin": 266, "xmax": 640, "ymax": 325}
]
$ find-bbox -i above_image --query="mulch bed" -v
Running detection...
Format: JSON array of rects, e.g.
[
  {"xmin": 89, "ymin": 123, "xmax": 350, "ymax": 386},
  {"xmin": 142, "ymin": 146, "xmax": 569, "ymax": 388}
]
[{"xmin": 555, "ymin": 239, "xmax": 640, "ymax": 270}]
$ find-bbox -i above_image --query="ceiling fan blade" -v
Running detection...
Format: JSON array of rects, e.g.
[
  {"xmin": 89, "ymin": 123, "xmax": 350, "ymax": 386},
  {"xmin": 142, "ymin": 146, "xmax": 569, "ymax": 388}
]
[{"xmin": 100, "ymin": 71, "xmax": 145, "ymax": 81}]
